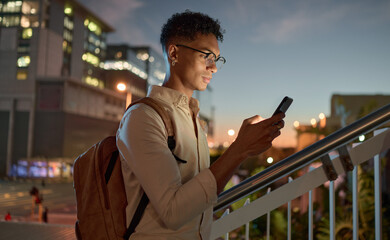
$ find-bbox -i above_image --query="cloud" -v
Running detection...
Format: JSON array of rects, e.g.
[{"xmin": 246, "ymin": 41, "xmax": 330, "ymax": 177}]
[
  {"xmin": 79, "ymin": 0, "xmax": 144, "ymax": 25},
  {"xmin": 224, "ymin": 0, "xmax": 390, "ymax": 44},
  {"xmin": 249, "ymin": 3, "xmax": 353, "ymax": 44},
  {"xmin": 78, "ymin": 0, "xmax": 150, "ymax": 45}
]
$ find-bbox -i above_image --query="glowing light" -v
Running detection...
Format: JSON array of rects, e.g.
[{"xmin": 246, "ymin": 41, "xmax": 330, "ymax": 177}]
[
  {"xmin": 117, "ymin": 83, "xmax": 126, "ymax": 92},
  {"xmin": 319, "ymin": 113, "xmax": 325, "ymax": 120},
  {"xmin": 17, "ymin": 56, "xmax": 30, "ymax": 67},
  {"xmin": 267, "ymin": 157, "xmax": 274, "ymax": 164},
  {"xmin": 310, "ymin": 118, "xmax": 317, "ymax": 127},
  {"xmin": 64, "ymin": 7, "xmax": 72, "ymax": 15},
  {"xmin": 228, "ymin": 129, "xmax": 235, "ymax": 136},
  {"xmin": 293, "ymin": 121, "xmax": 300, "ymax": 128},
  {"xmin": 22, "ymin": 28, "xmax": 33, "ymax": 39},
  {"xmin": 359, "ymin": 135, "xmax": 365, "ymax": 142}
]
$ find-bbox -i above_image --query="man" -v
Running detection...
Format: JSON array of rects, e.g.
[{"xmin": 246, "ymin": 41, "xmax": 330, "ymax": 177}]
[{"xmin": 116, "ymin": 10, "xmax": 284, "ymax": 239}]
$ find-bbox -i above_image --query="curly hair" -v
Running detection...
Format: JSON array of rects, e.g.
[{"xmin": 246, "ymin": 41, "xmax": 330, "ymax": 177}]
[{"xmin": 160, "ymin": 10, "xmax": 225, "ymax": 50}]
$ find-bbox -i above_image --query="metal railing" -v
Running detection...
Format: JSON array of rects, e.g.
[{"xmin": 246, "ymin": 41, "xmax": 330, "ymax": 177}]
[
  {"xmin": 212, "ymin": 103, "xmax": 390, "ymax": 239},
  {"xmin": 214, "ymin": 103, "xmax": 390, "ymax": 212}
]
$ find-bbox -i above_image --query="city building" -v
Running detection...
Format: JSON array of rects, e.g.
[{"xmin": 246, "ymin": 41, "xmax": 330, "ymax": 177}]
[
  {"xmin": 0, "ymin": 0, "xmax": 124, "ymax": 178},
  {"xmin": 295, "ymin": 94, "xmax": 390, "ymax": 151}
]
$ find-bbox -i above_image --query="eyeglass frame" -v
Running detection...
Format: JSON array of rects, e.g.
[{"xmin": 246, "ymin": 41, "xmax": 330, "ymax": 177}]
[{"xmin": 175, "ymin": 44, "xmax": 226, "ymax": 69}]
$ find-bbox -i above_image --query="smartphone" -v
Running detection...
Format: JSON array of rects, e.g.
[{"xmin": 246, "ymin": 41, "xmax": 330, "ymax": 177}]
[{"xmin": 272, "ymin": 96, "xmax": 293, "ymax": 116}]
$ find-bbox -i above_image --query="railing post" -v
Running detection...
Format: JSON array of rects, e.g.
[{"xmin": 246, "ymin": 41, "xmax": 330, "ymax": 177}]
[
  {"xmin": 266, "ymin": 187, "xmax": 271, "ymax": 240},
  {"xmin": 308, "ymin": 167, "xmax": 315, "ymax": 240},
  {"xmin": 329, "ymin": 180, "xmax": 335, "ymax": 240},
  {"xmin": 287, "ymin": 177, "xmax": 292, "ymax": 240},
  {"xmin": 374, "ymin": 129, "xmax": 385, "ymax": 240},
  {"xmin": 220, "ymin": 208, "xmax": 230, "ymax": 240},
  {"xmin": 352, "ymin": 165, "xmax": 359, "ymax": 240},
  {"xmin": 244, "ymin": 198, "xmax": 251, "ymax": 240}
]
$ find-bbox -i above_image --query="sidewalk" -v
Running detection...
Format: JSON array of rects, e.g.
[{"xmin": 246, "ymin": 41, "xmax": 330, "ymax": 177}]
[
  {"xmin": 0, "ymin": 213, "xmax": 77, "ymax": 239},
  {"xmin": 0, "ymin": 221, "xmax": 76, "ymax": 240}
]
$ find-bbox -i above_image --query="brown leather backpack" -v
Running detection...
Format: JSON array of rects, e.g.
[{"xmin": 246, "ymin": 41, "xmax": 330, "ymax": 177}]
[{"xmin": 73, "ymin": 97, "xmax": 178, "ymax": 240}]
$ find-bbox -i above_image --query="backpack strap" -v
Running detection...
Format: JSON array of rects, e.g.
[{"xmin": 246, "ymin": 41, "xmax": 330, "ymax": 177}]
[{"xmin": 123, "ymin": 192, "xmax": 149, "ymax": 240}]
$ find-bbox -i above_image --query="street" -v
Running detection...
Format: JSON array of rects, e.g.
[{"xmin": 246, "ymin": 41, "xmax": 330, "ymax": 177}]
[{"xmin": 0, "ymin": 179, "xmax": 77, "ymax": 224}]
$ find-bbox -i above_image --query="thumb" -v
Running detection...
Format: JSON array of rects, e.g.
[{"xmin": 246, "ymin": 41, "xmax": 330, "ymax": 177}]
[{"xmin": 244, "ymin": 115, "xmax": 264, "ymax": 125}]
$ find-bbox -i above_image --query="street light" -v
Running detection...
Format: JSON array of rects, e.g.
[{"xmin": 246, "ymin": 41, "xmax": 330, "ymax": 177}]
[
  {"xmin": 319, "ymin": 113, "xmax": 326, "ymax": 128},
  {"xmin": 117, "ymin": 82, "xmax": 126, "ymax": 91},
  {"xmin": 116, "ymin": 82, "xmax": 132, "ymax": 107},
  {"xmin": 227, "ymin": 129, "xmax": 235, "ymax": 145},
  {"xmin": 310, "ymin": 118, "xmax": 317, "ymax": 128},
  {"xmin": 228, "ymin": 129, "xmax": 235, "ymax": 136}
]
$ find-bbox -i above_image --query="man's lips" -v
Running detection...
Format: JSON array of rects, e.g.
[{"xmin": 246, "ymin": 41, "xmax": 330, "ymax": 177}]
[{"xmin": 202, "ymin": 76, "xmax": 211, "ymax": 83}]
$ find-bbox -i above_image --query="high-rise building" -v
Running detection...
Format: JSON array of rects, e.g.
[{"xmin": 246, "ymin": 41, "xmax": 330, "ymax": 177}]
[{"xmin": 0, "ymin": 0, "xmax": 125, "ymax": 178}]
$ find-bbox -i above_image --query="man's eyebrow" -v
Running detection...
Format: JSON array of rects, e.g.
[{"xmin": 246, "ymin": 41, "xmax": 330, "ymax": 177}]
[{"xmin": 203, "ymin": 48, "xmax": 220, "ymax": 57}]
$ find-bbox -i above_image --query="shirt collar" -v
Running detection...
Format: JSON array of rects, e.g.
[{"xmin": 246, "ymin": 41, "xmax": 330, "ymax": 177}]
[{"xmin": 147, "ymin": 85, "xmax": 200, "ymax": 115}]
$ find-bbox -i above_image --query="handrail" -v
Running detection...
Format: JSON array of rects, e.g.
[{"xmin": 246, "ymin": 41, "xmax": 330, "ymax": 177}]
[{"xmin": 214, "ymin": 103, "xmax": 390, "ymax": 212}]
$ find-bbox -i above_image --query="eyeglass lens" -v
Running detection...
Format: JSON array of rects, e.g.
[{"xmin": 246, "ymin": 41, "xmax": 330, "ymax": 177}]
[{"xmin": 205, "ymin": 55, "xmax": 224, "ymax": 69}]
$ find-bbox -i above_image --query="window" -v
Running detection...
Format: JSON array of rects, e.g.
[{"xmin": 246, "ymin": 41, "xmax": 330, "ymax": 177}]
[
  {"xmin": 22, "ymin": 1, "xmax": 39, "ymax": 15},
  {"xmin": 22, "ymin": 28, "xmax": 33, "ymax": 39},
  {"xmin": 20, "ymin": 15, "xmax": 39, "ymax": 28},
  {"xmin": 17, "ymin": 56, "xmax": 30, "ymax": 67},
  {"xmin": 16, "ymin": 69, "xmax": 28, "ymax": 80},
  {"xmin": 2, "ymin": 1, "xmax": 22, "ymax": 13},
  {"xmin": 64, "ymin": 4, "xmax": 72, "ymax": 16},
  {"xmin": 1, "ymin": 15, "xmax": 20, "ymax": 27},
  {"xmin": 82, "ymin": 52, "xmax": 99, "ymax": 67}
]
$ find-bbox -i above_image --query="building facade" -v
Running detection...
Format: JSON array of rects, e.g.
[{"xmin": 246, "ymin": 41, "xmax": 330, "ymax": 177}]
[
  {"xmin": 0, "ymin": 0, "xmax": 125, "ymax": 178},
  {"xmin": 0, "ymin": 0, "xmax": 215, "ymax": 178}
]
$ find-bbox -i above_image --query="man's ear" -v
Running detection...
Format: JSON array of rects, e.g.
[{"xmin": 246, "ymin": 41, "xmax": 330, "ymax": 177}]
[{"xmin": 167, "ymin": 44, "xmax": 178, "ymax": 63}]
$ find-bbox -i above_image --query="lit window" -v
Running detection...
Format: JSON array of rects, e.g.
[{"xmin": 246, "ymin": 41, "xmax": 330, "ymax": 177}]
[
  {"xmin": 20, "ymin": 16, "xmax": 30, "ymax": 27},
  {"xmin": 1, "ymin": 15, "xmax": 20, "ymax": 27},
  {"xmin": 82, "ymin": 52, "xmax": 100, "ymax": 67},
  {"xmin": 2, "ymin": 1, "xmax": 22, "ymax": 13},
  {"xmin": 22, "ymin": 1, "xmax": 38, "ymax": 15},
  {"xmin": 63, "ymin": 29, "xmax": 72, "ymax": 42},
  {"xmin": 115, "ymin": 52, "xmax": 122, "ymax": 59},
  {"xmin": 63, "ymin": 41, "xmax": 68, "ymax": 51},
  {"xmin": 64, "ymin": 16, "xmax": 74, "ymax": 30},
  {"xmin": 87, "ymin": 21, "xmax": 101, "ymax": 35},
  {"xmin": 17, "ymin": 69, "xmax": 28, "ymax": 80},
  {"xmin": 17, "ymin": 56, "xmax": 31, "ymax": 67},
  {"xmin": 84, "ymin": 76, "xmax": 104, "ymax": 89},
  {"xmin": 84, "ymin": 19, "xmax": 89, "ymax": 27},
  {"xmin": 22, "ymin": 28, "xmax": 33, "ymax": 39},
  {"xmin": 64, "ymin": 6, "xmax": 72, "ymax": 15}
]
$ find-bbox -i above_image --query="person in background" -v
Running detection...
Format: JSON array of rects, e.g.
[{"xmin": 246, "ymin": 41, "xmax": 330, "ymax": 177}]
[{"xmin": 4, "ymin": 211, "xmax": 11, "ymax": 221}]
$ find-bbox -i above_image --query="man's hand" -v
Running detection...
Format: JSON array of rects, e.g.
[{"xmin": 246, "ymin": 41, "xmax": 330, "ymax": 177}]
[
  {"xmin": 232, "ymin": 113, "xmax": 285, "ymax": 159},
  {"xmin": 210, "ymin": 112, "xmax": 285, "ymax": 194}
]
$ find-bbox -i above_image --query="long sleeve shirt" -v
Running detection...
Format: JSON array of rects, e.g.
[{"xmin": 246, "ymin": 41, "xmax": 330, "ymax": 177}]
[{"xmin": 116, "ymin": 86, "xmax": 218, "ymax": 239}]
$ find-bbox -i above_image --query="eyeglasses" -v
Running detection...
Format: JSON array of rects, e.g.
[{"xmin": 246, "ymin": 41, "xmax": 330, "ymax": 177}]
[{"xmin": 176, "ymin": 44, "xmax": 226, "ymax": 69}]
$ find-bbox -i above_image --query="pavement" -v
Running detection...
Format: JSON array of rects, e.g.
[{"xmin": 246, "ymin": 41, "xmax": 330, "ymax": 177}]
[{"xmin": 0, "ymin": 178, "xmax": 78, "ymax": 239}]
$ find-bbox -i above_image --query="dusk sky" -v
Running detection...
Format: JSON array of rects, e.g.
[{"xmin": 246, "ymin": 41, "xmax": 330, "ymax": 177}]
[{"xmin": 79, "ymin": 0, "xmax": 390, "ymax": 147}]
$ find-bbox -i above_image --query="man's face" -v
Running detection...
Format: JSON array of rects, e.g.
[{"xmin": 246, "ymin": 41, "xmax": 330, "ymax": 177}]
[{"xmin": 172, "ymin": 33, "xmax": 220, "ymax": 93}]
